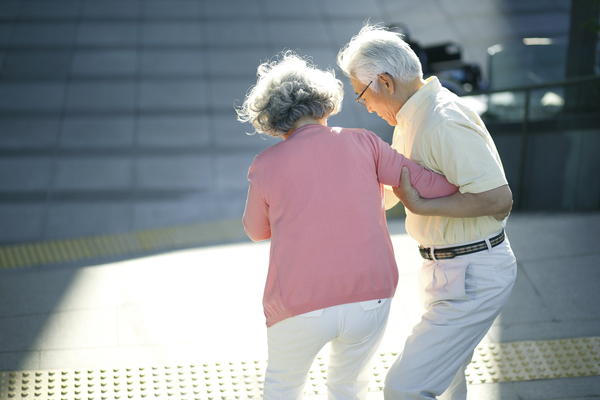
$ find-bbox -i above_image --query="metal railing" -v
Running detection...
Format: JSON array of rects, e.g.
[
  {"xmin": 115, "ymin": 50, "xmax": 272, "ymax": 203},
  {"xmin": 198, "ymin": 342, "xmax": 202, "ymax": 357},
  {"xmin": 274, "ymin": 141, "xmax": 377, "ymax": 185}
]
[{"xmin": 461, "ymin": 74, "xmax": 600, "ymax": 210}]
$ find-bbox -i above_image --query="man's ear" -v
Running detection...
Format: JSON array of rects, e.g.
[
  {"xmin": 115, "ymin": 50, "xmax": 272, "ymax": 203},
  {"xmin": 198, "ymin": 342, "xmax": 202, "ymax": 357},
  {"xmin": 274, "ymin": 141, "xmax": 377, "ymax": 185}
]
[{"xmin": 378, "ymin": 73, "xmax": 395, "ymax": 95}]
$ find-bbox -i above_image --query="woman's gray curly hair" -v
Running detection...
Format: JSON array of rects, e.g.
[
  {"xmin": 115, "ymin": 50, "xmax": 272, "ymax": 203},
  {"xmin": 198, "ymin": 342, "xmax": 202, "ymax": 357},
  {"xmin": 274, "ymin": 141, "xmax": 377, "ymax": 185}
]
[{"xmin": 236, "ymin": 52, "xmax": 344, "ymax": 137}]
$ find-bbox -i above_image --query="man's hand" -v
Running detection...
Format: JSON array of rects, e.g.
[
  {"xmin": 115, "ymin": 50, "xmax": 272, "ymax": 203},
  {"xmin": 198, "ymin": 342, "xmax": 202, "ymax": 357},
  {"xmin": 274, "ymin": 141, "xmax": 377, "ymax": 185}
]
[
  {"xmin": 393, "ymin": 167, "xmax": 424, "ymax": 213},
  {"xmin": 393, "ymin": 167, "xmax": 513, "ymax": 220}
]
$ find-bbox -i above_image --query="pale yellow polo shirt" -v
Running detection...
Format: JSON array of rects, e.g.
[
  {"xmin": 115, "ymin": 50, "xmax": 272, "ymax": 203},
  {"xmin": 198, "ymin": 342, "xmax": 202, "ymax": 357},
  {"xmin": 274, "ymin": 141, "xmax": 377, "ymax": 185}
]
[{"xmin": 386, "ymin": 77, "xmax": 508, "ymax": 246}]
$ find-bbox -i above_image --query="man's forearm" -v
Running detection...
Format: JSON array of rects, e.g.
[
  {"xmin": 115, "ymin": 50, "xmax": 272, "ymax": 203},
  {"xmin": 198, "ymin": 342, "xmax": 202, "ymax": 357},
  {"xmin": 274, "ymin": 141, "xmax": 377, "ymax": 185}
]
[
  {"xmin": 393, "ymin": 167, "xmax": 513, "ymax": 219},
  {"xmin": 405, "ymin": 185, "xmax": 512, "ymax": 218}
]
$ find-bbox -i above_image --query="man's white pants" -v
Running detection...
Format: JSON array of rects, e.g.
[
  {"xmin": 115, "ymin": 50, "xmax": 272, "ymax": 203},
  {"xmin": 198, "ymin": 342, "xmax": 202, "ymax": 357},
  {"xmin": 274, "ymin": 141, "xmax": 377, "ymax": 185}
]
[
  {"xmin": 384, "ymin": 237, "xmax": 517, "ymax": 400},
  {"xmin": 264, "ymin": 298, "xmax": 392, "ymax": 400}
]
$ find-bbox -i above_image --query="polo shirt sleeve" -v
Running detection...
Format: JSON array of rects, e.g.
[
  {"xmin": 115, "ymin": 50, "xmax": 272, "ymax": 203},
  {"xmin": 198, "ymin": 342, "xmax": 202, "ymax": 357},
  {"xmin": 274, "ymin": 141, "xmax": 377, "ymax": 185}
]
[
  {"xmin": 427, "ymin": 121, "xmax": 507, "ymax": 194},
  {"xmin": 242, "ymin": 160, "xmax": 271, "ymax": 242}
]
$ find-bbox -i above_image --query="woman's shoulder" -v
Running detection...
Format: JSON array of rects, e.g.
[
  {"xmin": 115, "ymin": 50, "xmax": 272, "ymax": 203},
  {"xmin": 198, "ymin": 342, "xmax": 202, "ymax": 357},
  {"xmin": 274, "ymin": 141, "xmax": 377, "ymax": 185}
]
[{"xmin": 329, "ymin": 126, "xmax": 376, "ymax": 139}]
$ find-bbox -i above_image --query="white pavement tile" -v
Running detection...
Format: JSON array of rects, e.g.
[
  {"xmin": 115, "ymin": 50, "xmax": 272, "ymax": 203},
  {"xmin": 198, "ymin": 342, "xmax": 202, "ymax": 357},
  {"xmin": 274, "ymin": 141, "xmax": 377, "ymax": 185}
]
[
  {"xmin": 33, "ymin": 308, "xmax": 118, "ymax": 351},
  {"xmin": 505, "ymin": 213, "xmax": 600, "ymax": 263},
  {"xmin": 466, "ymin": 383, "xmax": 520, "ymax": 400},
  {"xmin": 0, "ymin": 267, "xmax": 79, "ymax": 317},
  {"xmin": 39, "ymin": 344, "xmax": 194, "ymax": 370},
  {"xmin": 137, "ymin": 115, "xmax": 210, "ymax": 147},
  {"xmin": 511, "ymin": 376, "xmax": 600, "ymax": 399},
  {"xmin": 523, "ymin": 254, "xmax": 600, "ymax": 321},
  {"xmin": 488, "ymin": 319, "xmax": 600, "ymax": 343},
  {"xmin": 0, "ymin": 351, "xmax": 41, "ymax": 372},
  {"xmin": 0, "ymin": 314, "xmax": 41, "ymax": 352},
  {"xmin": 495, "ymin": 269, "xmax": 553, "ymax": 325},
  {"xmin": 53, "ymin": 157, "xmax": 133, "ymax": 190},
  {"xmin": 60, "ymin": 116, "xmax": 135, "ymax": 148},
  {"xmin": 117, "ymin": 303, "xmax": 204, "ymax": 346}
]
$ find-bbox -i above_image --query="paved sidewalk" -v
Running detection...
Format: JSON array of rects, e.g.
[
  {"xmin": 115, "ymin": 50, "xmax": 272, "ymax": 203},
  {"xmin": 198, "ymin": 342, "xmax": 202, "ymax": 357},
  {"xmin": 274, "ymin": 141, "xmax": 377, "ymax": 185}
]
[{"xmin": 1, "ymin": 212, "xmax": 599, "ymax": 400}]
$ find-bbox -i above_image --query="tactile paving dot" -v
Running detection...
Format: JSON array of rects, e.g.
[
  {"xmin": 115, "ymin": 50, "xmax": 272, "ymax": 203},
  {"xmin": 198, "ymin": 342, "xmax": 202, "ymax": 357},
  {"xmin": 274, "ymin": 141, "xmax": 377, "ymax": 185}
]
[
  {"xmin": 1, "ymin": 337, "xmax": 598, "ymax": 399},
  {"xmin": 465, "ymin": 336, "xmax": 600, "ymax": 384}
]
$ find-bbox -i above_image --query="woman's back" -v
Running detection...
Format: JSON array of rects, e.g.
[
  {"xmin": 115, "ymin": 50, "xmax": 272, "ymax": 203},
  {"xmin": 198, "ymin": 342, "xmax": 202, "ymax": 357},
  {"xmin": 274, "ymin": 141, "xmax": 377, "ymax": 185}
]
[{"xmin": 244, "ymin": 124, "xmax": 401, "ymax": 327}]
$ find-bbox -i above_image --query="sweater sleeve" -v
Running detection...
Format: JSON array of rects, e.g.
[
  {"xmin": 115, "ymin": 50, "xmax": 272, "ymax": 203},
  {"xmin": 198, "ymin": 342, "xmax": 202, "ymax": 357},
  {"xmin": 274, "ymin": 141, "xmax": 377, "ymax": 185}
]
[
  {"xmin": 370, "ymin": 130, "xmax": 458, "ymax": 199},
  {"xmin": 242, "ymin": 161, "xmax": 271, "ymax": 241}
]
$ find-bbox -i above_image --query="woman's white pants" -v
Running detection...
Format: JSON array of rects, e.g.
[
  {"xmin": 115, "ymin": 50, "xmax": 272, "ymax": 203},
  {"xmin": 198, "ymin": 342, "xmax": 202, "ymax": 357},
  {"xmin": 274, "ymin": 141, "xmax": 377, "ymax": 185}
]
[{"xmin": 264, "ymin": 298, "xmax": 392, "ymax": 400}]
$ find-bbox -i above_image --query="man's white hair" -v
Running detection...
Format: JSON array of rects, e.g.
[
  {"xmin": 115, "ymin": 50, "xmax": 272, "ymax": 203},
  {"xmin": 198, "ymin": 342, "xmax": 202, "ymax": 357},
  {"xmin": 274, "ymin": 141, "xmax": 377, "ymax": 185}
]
[{"xmin": 337, "ymin": 24, "xmax": 423, "ymax": 92}]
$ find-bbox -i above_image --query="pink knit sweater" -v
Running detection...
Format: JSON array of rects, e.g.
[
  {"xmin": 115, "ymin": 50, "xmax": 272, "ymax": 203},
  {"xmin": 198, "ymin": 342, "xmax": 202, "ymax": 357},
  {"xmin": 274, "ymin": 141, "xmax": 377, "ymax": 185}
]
[{"xmin": 243, "ymin": 125, "xmax": 458, "ymax": 327}]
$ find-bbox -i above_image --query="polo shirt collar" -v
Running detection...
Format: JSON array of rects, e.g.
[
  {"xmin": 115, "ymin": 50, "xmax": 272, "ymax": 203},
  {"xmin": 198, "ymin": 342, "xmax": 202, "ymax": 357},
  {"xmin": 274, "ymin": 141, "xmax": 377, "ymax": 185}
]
[{"xmin": 395, "ymin": 76, "xmax": 442, "ymax": 126}]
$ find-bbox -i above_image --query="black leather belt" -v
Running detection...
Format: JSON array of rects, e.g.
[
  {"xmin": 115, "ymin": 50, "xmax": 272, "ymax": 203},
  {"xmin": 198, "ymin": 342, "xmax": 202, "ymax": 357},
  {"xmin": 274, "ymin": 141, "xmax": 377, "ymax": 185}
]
[{"xmin": 419, "ymin": 230, "xmax": 505, "ymax": 260}]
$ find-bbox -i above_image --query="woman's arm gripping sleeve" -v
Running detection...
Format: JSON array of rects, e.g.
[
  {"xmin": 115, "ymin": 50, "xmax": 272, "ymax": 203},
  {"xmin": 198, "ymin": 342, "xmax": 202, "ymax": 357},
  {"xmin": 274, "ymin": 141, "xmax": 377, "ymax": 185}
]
[
  {"xmin": 372, "ymin": 131, "xmax": 458, "ymax": 199},
  {"xmin": 242, "ymin": 163, "xmax": 271, "ymax": 241}
]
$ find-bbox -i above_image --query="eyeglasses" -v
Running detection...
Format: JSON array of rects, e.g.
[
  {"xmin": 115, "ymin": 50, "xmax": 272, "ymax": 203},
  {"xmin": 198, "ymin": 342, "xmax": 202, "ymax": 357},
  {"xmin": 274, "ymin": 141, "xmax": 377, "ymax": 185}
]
[{"xmin": 355, "ymin": 81, "xmax": 373, "ymax": 106}]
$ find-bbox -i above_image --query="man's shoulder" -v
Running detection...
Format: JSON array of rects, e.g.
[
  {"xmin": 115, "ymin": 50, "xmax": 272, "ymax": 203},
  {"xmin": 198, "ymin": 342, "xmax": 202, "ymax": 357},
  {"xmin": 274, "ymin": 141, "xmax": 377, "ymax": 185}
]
[{"xmin": 421, "ymin": 91, "xmax": 486, "ymax": 137}]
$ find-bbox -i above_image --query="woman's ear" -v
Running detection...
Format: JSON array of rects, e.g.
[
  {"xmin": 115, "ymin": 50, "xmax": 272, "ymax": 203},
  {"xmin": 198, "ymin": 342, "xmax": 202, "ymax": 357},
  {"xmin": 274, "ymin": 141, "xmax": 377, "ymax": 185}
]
[{"xmin": 378, "ymin": 73, "xmax": 395, "ymax": 95}]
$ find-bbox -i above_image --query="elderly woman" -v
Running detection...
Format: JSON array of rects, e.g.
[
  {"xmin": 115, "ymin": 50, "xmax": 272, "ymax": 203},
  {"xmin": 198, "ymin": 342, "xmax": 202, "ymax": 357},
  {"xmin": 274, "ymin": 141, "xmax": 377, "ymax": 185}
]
[{"xmin": 236, "ymin": 52, "xmax": 458, "ymax": 400}]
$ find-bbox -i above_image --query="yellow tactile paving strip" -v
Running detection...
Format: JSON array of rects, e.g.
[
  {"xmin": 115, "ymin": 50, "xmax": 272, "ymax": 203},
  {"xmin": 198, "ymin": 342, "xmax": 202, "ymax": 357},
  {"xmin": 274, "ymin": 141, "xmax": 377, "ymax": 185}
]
[
  {"xmin": 466, "ymin": 336, "xmax": 600, "ymax": 383},
  {"xmin": 0, "ymin": 220, "xmax": 245, "ymax": 270},
  {"xmin": 0, "ymin": 337, "xmax": 598, "ymax": 400}
]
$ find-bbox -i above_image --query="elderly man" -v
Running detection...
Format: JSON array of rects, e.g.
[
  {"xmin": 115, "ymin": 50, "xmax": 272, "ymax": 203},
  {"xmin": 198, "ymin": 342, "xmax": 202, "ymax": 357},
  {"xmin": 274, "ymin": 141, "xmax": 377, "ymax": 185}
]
[{"xmin": 337, "ymin": 25, "xmax": 517, "ymax": 400}]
